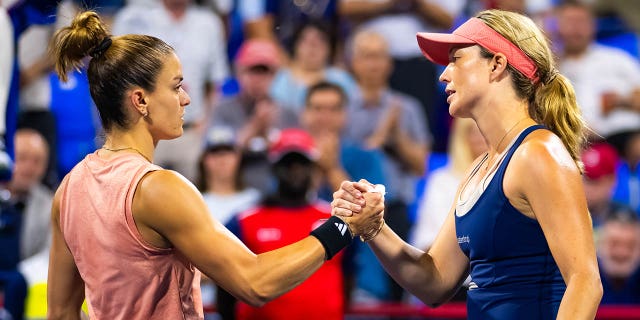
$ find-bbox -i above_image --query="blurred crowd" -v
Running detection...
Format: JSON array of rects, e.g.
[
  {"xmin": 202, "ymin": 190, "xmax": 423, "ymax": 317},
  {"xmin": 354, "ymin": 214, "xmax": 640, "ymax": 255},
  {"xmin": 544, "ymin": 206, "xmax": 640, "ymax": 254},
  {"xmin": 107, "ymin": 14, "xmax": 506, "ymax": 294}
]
[{"xmin": 1, "ymin": 0, "xmax": 640, "ymax": 319}]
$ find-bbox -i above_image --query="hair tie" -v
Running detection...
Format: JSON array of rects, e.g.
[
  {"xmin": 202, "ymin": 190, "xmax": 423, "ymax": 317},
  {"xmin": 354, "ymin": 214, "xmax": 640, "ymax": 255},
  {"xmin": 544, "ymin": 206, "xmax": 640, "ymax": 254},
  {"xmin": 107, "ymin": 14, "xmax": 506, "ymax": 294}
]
[
  {"xmin": 545, "ymin": 68, "xmax": 559, "ymax": 85},
  {"xmin": 89, "ymin": 37, "xmax": 112, "ymax": 58}
]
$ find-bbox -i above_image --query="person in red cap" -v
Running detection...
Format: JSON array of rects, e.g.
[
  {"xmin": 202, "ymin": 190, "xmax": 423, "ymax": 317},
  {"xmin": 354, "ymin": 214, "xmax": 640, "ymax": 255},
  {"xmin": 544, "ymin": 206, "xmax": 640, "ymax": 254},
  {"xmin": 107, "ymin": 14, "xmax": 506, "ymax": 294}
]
[
  {"xmin": 210, "ymin": 39, "xmax": 299, "ymax": 197},
  {"xmin": 581, "ymin": 142, "xmax": 634, "ymax": 229},
  {"xmin": 220, "ymin": 128, "xmax": 347, "ymax": 320},
  {"xmin": 333, "ymin": 8, "xmax": 602, "ymax": 320}
]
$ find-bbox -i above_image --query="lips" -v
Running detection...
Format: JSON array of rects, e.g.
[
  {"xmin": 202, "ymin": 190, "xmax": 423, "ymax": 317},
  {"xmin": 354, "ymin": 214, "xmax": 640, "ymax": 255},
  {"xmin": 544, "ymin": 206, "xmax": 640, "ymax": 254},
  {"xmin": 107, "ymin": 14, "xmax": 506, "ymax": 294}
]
[{"xmin": 445, "ymin": 88, "xmax": 456, "ymax": 104}]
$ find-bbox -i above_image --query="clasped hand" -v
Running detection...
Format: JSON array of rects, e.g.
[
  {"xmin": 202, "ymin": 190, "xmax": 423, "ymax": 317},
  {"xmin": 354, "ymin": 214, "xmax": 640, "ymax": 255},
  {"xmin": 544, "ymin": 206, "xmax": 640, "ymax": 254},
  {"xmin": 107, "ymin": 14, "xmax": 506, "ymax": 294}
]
[{"xmin": 331, "ymin": 179, "xmax": 385, "ymax": 241}]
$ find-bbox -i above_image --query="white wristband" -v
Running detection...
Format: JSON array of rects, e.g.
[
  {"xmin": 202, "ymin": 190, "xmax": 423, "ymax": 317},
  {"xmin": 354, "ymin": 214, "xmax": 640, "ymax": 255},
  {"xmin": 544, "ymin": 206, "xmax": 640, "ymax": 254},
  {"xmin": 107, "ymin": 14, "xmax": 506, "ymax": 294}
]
[{"xmin": 371, "ymin": 184, "xmax": 386, "ymax": 196}]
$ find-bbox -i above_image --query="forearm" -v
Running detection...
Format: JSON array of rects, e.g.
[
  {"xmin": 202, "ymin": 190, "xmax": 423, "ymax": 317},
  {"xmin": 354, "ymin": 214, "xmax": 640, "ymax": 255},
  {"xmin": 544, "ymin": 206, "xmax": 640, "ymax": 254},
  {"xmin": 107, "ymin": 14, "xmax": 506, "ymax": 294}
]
[
  {"xmin": 338, "ymin": 0, "xmax": 393, "ymax": 20},
  {"xmin": 325, "ymin": 166, "xmax": 350, "ymax": 192},
  {"xmin": 394, "ymin": 132, "xmax": 428, "ymax": 175},
  {"xmin": 47, "ymin": 277, "xmax": 84, "ymax": 320},
  {"xmin": 48, "ymin": 308, "xmax": 83, "ymax": 320},
  {"xmin": 20, "ymin": 56, "xmax": 53, "ymax": 88},
  {"xmin": 236, "ymin": 121, "xmax": 263, "ymax": 149},
  {"xmin": 224, "ymin": 237, "xmax": 326, "ymax": 306},
  {"xmin": 557, "ymin": 273, "xmax": 602, "ymax": 320},
  {"xmin": 368, "ymin": 224, "xmax": 449, "ymax": 305},
  {"xmin": 415, "ymin": 1, "xmax": 454, "ymax": 30}
]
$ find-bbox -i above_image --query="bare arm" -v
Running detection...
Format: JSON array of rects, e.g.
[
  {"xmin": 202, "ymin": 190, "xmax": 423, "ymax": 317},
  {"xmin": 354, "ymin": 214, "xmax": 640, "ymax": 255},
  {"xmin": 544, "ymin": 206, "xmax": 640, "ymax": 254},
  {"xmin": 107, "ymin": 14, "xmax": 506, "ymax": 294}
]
[
  {"xmin": 367, "ymin": 209, "xmax": 469, "ymax": 306},
  {"xmin": 47, "ymin": 179, "xmax": 85, "ymax": 320},
  {"xmin": 414, "ymin": 1, "xmax": 455, "ymax": 30},
  {"xmin": 333, "ymin": 180, "xmax": 469, "ymax": 306},
  {"xmin": 339, "ymin": 0, "xmax": 453, "ymax": 29},
  {"xmin": 338, "ymin": 0, "xmax": 395, "ymax": 20},
  {"xmin": 392, "ymin": 128, "xmax": 429, "ymax": 175},
  {"xmin": 133, "ymin": 170, "xmax": 383, "ymax": 306},
  {"xmin": 366, "ymin": 103, "xmax": 428, "ymax": 175},
  {"xmin": 509, "ymin": 133, "xmax": 602, "ymax": 319}
]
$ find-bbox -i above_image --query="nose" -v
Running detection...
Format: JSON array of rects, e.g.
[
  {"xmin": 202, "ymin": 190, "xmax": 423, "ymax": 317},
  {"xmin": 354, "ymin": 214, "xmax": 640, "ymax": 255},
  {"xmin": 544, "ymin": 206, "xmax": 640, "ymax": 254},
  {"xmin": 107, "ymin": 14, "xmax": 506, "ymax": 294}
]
[
  {"xmin": 180, "ymin": 89, "xmax": 191, "ymax": 107},
  {"xmin": 439, "ymin": 64, "xmax": 452, "ymax": 83}
]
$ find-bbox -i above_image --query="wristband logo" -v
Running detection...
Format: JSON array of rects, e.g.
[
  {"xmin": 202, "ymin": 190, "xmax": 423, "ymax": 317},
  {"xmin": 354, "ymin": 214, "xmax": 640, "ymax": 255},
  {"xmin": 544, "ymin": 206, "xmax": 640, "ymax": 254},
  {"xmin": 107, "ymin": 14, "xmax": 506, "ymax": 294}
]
[{"xmin": 334, "ymin": 222, "xmax": 348, "ymax": 236}]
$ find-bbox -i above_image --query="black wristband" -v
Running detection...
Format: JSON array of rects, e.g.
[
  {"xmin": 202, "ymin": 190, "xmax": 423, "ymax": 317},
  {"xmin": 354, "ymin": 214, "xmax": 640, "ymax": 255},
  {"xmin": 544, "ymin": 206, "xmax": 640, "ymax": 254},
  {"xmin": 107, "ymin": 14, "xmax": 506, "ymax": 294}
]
[{"xmin": 310, "ymin": 216, "xmax": 353, "ymax": 260}]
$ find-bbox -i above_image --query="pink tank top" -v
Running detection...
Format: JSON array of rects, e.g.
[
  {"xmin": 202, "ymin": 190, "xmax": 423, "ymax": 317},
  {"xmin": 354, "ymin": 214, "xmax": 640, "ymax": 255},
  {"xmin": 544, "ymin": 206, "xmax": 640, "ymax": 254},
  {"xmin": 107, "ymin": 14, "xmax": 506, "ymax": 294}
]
[{"xmin": 59, "ymin": 151, "xmax": 203, "ymax": 319}]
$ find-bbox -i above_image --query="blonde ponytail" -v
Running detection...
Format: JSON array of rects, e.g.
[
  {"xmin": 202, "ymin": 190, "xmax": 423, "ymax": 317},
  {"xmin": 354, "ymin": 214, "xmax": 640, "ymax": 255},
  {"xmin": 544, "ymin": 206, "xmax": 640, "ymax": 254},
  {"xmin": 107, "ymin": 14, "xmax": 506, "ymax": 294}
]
[
  {"xmin": 477, "ymin": 9, "xmax": 588, "ymax": 170},
  {"xmin": 532, "ymin": 73, "xmax": 587, "ymax": 170}
]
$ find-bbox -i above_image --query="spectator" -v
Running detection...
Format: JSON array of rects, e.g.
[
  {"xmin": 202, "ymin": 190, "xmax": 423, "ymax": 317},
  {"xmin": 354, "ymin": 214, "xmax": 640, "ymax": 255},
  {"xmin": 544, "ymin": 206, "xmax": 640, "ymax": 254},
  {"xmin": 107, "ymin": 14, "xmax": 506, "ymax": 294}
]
[
  {"xmin": 345, "ymin": 29, "xmax": 430, "ymax": 301},
  {"xmin": 300, "ymin": 81, "xmax": 389, "ymax": 302},
  {"xmin": 270, "ymin": 20, "xmax": 357, "ymax": 112},
  {"xmin": 581, "ymin": 142, "xmax": 634, "ymax": 229},
  {"xmin": 5, "ymin": 0, "xmax": 59, "ymax": 180},
  {"xmin": 238, "ymin": 0, "xmax": 340, "ymax": 63},
  {"xmin": 0, "ymin": 128, "xmax": 53, "ymax": 320},
  {"xmin": 612, "ymin": 132, "xmax": 640, "ymax": 214},
  {"xmin": 112, "ymin": 0, "xmax": 229, "ymax": 182},
  {"xmin": 556, "ymin": 0, "xmax": 640, "ymax": 139},
  {"xmin": 197, "ymin": 125, "xmax": 261, "ymax": 225},
  {"xmin": 222, "ymin": 128, "xmax": 346, "ymax": 320},
  {"xmin": 301, "ymin": 81, "xmax": 385, "ymax": 199},
  {"xmin": 339, "ymin": 0, "xmax": 464, "ymax": 151},
  {"xmin": 0, "ymin": 8, "xmax": 14, "ymax": 182},
  {"xmin": 1, "ymin": 9, "xmax": 13, "ymax": 122},
  {"xmin": 597, "ymin": 210, "xmax": 640, "ymax": 304},
  {"xmin": 211, "ymin": 39, "xmax": 299, "ymax": 196},
  {"xmin": 196, "ymin": 125, "xmax": 261, "ymax": 310},
  {"xmin": 412, "ymin": 118, "xmax": 487, "ymax": 251}
]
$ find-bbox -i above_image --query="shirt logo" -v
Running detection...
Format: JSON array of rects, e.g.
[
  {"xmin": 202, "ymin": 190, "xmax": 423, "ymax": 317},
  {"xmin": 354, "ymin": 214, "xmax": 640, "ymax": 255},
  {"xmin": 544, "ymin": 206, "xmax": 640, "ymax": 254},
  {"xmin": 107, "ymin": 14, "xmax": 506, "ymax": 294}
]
[
  {"xmin": 457, "ymin": 235, "xmax": 470, "ymax": 244},
  {"xmin": 335, "ymin": 222, "xmax": 348, "ymax": 236},
  {"xmin": 257, "ymin": 228, "xmax": 282, "ymax": 242}
]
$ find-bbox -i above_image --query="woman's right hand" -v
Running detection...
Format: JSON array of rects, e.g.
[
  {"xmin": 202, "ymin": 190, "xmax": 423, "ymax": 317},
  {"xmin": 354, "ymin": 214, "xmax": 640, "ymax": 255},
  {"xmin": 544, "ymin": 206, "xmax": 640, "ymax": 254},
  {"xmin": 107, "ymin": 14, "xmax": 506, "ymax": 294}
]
[
  {"xmin": 332, "ymin": 180, "xmax": 385, "ymax": 237},
  {"xmin": 331, "ymin": 180, "xmax": 370, "ymax": 217}
]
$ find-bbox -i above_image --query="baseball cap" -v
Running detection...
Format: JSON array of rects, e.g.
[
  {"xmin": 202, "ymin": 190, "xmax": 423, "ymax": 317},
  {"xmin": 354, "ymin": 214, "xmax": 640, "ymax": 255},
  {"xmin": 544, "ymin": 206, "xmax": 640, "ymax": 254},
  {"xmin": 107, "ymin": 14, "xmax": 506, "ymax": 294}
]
[
  {"xmin": 581, "ymin": 143, "xmax": 619, "ymax": 180},
  {"xmin": 416, "ymin": 17, "xmax": 538, "ymax": 82},
  {"xmin": 268, "ymin": 128, "xmax": 319, "ymax": 163},
  {"xmin": 235, "ymin": 39, "xmax": 281, "ymax": 69},
  {"xmin": 204, "ymin": 126, "xmax": 236, "ymax": 151}
]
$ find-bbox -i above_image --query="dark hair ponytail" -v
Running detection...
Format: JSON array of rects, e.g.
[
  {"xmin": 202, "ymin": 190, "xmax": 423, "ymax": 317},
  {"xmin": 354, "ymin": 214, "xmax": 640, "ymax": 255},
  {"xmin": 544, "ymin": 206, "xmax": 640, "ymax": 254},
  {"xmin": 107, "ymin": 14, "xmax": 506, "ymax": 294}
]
[{"xmin": 50, "ymin": 10, "xmax": 174, "ymax": 131}]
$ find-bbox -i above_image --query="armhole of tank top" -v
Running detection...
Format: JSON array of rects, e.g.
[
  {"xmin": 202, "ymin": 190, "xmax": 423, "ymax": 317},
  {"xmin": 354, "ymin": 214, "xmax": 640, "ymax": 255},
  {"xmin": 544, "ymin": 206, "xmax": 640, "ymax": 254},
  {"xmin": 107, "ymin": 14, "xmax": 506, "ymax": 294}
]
[
  {"xmin": 497, "ymin": 125, "xmax": 547, "ymax": 219},
  {"xmin": 57, "ymin": 174, "xmax": 72, "ymax": 238},
  {"xmin": 124, "ymin": 166, "xmax": 174, "ymax": 254}
]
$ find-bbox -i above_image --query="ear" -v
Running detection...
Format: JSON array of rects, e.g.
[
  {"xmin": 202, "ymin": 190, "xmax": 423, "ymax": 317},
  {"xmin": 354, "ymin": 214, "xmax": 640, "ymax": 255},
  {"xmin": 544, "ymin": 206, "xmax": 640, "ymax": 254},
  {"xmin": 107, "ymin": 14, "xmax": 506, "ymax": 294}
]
[
  {"xmin": 489, "ymin": 53, "xmax": 509, "ymax": 82},
  {"xmin": 129, "ymin": 88, "xmax": 149, "ymax": 117}
]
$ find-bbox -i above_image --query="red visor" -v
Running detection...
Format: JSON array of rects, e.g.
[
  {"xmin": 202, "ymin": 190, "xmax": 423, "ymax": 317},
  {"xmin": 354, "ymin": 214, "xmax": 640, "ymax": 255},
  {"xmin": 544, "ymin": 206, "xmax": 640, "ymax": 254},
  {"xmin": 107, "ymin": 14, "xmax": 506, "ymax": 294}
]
[{"xmin": 417, "ymin": 18, "xmax": 538, "ymax": 82}]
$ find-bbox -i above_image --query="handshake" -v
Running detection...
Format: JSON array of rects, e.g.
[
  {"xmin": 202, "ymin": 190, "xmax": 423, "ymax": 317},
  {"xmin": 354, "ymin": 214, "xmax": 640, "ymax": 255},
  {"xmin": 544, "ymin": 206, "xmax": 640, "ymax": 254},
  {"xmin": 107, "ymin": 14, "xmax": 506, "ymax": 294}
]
[{"xmin": 331, "ymin": 180, "xmax": 386, "ymax": 242}]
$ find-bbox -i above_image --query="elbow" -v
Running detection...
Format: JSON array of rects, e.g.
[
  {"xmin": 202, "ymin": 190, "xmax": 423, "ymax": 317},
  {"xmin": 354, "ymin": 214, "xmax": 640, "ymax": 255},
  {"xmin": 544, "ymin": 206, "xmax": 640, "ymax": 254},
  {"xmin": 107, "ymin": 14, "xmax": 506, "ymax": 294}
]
[
  {"xmin": 240, "ymin": 285, "xmax": 271, "ymax": 307},
  {"xmin": 593, "ymin": 275, "xmax": 604, "ymax": 302},
  {"xmin": 47, "ymin": 308, "xmax": 76, "ymax": 320},
  {"xmin": 419, "ymin": 295, "xmax": 447, "ymax": 308},
  {"xmin": 588, "ymin": 269, "xmax": 604, "ymax": 302}
]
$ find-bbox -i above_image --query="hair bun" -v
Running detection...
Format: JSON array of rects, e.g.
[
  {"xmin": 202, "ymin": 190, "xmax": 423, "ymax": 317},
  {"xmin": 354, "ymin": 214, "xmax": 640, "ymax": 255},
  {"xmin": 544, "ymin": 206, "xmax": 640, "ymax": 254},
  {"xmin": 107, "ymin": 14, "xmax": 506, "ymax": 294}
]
[{"xmin": 50, "ymin": 10, "xmax": 109, "ymax": 81}]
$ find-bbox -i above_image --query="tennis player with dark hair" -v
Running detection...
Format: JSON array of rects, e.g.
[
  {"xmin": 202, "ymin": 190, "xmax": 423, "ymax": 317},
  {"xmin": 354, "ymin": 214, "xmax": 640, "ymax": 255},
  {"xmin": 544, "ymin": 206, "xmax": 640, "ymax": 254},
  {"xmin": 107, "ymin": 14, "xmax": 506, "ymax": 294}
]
[{"xmin": 46, "ymin": 11, "xmax": 383, "ymax": 320}]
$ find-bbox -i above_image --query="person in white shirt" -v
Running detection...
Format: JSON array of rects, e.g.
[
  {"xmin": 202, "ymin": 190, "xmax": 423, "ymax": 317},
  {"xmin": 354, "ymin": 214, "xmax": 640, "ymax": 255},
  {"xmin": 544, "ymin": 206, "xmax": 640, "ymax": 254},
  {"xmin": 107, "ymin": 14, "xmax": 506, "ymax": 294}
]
[{"xmin": 556, "ymin": 0, "xmax": 640, "ymax": 139}]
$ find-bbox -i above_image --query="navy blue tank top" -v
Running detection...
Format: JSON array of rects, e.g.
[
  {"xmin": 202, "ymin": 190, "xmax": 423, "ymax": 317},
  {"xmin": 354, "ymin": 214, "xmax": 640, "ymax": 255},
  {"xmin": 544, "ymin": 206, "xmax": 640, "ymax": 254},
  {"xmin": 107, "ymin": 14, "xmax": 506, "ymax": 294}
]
[{"xmin": 455, "ymin": 125, "xmax": 565, "ymax": 319}]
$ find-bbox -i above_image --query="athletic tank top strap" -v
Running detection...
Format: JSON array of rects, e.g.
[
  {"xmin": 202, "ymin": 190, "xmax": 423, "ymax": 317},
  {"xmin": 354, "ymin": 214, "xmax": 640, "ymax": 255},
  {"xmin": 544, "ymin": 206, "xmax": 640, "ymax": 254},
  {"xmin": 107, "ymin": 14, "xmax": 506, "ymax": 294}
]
[{"xmin": 493, "ymin": 124, "xmax": 546, "ymax": 182}]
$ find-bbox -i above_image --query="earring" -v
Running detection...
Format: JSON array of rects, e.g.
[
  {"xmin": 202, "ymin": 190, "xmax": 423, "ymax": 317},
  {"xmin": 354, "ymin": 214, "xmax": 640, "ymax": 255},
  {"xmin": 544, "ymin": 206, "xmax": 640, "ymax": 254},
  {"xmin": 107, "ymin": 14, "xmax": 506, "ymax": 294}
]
[{"xmin": 142, "ymin": 110, "xmax": 148, "ymax": 117}]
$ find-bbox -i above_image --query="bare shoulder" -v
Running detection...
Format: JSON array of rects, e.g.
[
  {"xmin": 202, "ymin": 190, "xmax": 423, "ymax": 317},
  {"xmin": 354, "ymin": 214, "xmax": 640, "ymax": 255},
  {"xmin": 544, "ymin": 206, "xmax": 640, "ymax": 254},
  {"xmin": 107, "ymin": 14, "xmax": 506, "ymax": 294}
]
[
  {"xmin": 134, "ymin": 169, "xmax": 208, "ymax": 228},
  {"xmin": 136, "ymin": 169, "xmax": 198, "ymax": 201},
  {"xmin": 51, "ymin": 174, "xmax": 71, "ymax": 224},
  {"xmin": 511, "ymin": 129, "xmax": 579, "ymax": 175}
]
